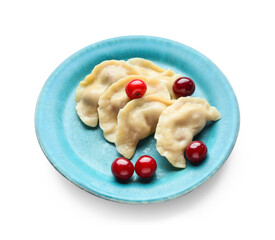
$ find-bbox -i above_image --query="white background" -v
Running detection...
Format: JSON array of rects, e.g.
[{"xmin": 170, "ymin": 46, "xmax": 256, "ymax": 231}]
[{"xmin": 1, "ymin": 0, "xmax": 275, "ymax": 239}]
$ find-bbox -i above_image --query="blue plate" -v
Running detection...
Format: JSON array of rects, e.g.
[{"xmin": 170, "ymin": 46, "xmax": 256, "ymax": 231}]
[{"xmin": 35, "ymin": 36, "xmax": 239, "ymax": 203}]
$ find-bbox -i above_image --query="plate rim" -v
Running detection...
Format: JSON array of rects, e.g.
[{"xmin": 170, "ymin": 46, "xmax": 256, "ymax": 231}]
[{"xmin": 35, "ymin": 35, "xmax": 240, "ymax": 204}]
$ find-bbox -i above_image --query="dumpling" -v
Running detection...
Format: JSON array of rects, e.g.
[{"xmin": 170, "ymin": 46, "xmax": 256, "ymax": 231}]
[
  {"xmin": 98, "ymin": 76, "xmax": 170, "ymax": 143},
  {"xmin": 155, "ymin": 97, "xmax": 221, "ymax": 168},
  {"xmin": 128, "ymin": 58, "xmax": 181, "ymax": 99},
  {"xmin": 75, "ymin": 60, "xmax": 139, "ymax": 127},
  {"xmin": 115, "ymin": 95, "xmax": 173, "ymax": 159},
  {"xmin": 153, "ymin": 70, "xmax": 182, "ymax": 99},
  {"xmin": 127, "ymin": 58, "xmax": 166, "ymax": 77}
]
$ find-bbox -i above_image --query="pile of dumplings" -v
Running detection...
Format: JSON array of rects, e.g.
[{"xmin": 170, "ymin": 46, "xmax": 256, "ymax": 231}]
[{"xmin": 75, "ymin": 58, "xmax": 221, "ymax": 168}]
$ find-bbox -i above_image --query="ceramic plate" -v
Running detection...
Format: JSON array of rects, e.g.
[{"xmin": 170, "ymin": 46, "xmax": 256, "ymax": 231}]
[{"xmin": 35, "ymin": 36, "xmax": 239, "ymax": 203}]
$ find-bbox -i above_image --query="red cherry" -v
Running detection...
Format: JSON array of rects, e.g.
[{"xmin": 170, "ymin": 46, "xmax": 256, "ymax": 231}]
[
  {"xmin": 111, "ymin": 157, "xmax": 134, "ymax": 180},
  {"xmin": 185, "ymin": 141, "xmax": 208, "ymax": 163},
  {"xmin": 135, "ymin": 155, "xmax": 157, "ymax": 178},
  {"xmin": 125, "ymin": 79, "xmax": 147, "ymax": 99},
  {"xmin": 173, "ymin": 77, "xmax": 195, "ymax": 97}
]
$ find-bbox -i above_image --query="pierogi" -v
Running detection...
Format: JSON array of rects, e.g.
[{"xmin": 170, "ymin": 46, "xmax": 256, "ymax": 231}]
[
  {"xmin": 75, "ymin": 60, "xmax": 139, "ymax": 127},
  {"xmin": 75, "ymin": 58, "xmax": 181, "ymax": 127},
  {"xmin": 128, "ymin": 58, "xmax": 181, "ymax": 99},
  {"xmin": 75, "ymin": 58, "xmax": 221, "ymax": 170},
  {"xmin": 155, "ymin": 97, "xmax": 221, "ymax": 168},
  {"xmin": 98, "ymin": 75, "xmax": 170, "ymax": 143},
  {"xmin": 115, "ymin": 95, "xmax": 173, "ymax": 159}
]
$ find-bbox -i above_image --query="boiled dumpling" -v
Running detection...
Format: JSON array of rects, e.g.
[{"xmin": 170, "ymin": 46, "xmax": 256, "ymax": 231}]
[
  {"xmin": 153, "ymin": 70, "xmax": 182, "ymax": 99},
  {"xmin": 127, "ymin": 58, "xmax": 166, "ymax": 77},
  {"xmin": 128, "ymin": 58, "xmax": 181, "ymax": 99},
  {"xmin": 98, "ymin": 76, "xmax": 170, "ymax": 143},
  {"xmin": 75, "ymin": 60, "xmax": 139, "ymax": 127},
  {"xmin": 115, "ymin": 95, "xmax": 173, "ymax": 159},
  {"xmin": 155, "ymin": 97, "xmax": 221, "ymax": 168}
]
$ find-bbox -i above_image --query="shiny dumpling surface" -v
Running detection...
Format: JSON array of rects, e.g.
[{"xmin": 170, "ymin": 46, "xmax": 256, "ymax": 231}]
[
  {"xmin": 128, "ymin": 58, "xmax": 181, "ymax": 99},
  {"xmin": 155, "ymin": 97, "xmax": 221, "ymax": 168},
  {"xmin": 75, "ymin": 60, "xmax": 139, "ymax": 127},
  {"xmin": 98, "ymin": 75, "xmax": 170, "ymax": 143},
  {"xmin": 115, "ymin": 95, "xmax": 173, "ymax": 159}
]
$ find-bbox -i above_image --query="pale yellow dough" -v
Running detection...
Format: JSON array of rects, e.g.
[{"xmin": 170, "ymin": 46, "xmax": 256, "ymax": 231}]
[
  {"xmin": 75, "ymin": 59, "xmax": 221, "ymax": 168},
  {"xmin": 75, "ymin": 58, "xmax": 183, "ymax": 127},
  {"xmin": 115, "ymin": 95, "xmax": 173, "ymax": 159},
  {"xmin": 75, "ymin": 60, "xmax": 139, "ymax": 127},
  {"xmin": 155, "ymin": 97, "xmax": 221, "ymax": 168},
  {"xmin": 98, "ymin": 75, "xmax": 170, "ymax": 143},
  {"xmin": 128, "ymin": 58, "xmax": 182, "ymax": 99}
]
